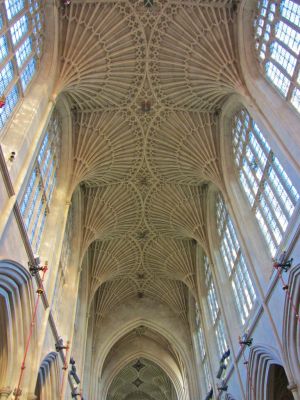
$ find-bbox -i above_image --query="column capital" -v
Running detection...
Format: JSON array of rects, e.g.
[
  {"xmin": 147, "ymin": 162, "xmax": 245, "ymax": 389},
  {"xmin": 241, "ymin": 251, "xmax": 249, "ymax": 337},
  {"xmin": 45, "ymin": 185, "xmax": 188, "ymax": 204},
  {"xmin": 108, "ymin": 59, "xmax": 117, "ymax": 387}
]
[
  {"xmin": 27, "ymin": 394, "xmax": 38, "ymax": 400},
  {"xmin": 0, "ymin": 387, "xmax": 12, "ymax": 398},
  {"xmin": 287, "ymin": 382, "xmax": 298, "ymax": 391}
]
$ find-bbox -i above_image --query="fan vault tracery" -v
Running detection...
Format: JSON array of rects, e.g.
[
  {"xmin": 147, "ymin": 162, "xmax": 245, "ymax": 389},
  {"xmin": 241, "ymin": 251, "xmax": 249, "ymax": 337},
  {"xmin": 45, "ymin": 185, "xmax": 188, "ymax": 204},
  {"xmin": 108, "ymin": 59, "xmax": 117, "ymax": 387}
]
[
  {"xmin": 107, "ymin": 358, "xmax": 177, "ymax": 400},
  {"xmin": 59, "ymin": 0, "xmax": 243, "ymax": 397}
]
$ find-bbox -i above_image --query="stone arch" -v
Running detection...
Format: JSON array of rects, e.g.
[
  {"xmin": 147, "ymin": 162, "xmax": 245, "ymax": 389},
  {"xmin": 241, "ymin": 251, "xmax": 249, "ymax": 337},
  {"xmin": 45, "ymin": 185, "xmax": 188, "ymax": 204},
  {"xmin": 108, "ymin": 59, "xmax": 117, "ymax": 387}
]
[
  {"xmin": 0, "ymin": 260, "xmax": 35, "ymax": 388},
  {"xmin": 88, "ymin": 308, "xmax": 198, "ymax": 400},
  {"xmin": 102, "ymin": 352, "xmax": 183, "ymax": 400},
  {"xmin": 248, "ymin": 345, "xmax": 293, "ymax": 400},
  {"xmin": 282, "ymin": 264, "xmax": 300, "ymax": 388},
  {"xmin": 35, "ymin": 352, "xmax": 60, "ymax": 400}
]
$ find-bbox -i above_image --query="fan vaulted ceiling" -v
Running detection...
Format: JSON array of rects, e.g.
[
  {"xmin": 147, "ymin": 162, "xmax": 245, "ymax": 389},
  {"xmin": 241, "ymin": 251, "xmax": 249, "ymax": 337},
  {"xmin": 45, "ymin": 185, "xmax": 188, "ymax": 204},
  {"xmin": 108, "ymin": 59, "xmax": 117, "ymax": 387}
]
[
  {"xmin": 107, "ymin": 358, "xmax": 177, "ymax": 400},
  {"xmin": 58, "ymin": 0, "xmax": 241, "ymax": 397}
]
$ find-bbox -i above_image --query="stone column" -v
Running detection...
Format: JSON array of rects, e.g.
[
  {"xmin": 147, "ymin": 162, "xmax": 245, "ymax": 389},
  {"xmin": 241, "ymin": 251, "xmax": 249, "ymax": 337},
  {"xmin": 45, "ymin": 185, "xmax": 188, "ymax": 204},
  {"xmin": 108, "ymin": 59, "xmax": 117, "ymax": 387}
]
[
  {"xmin": 0, "ymin": 387, "xmax": 12, "ymax": 399},
  {"xmin": 288, "ymin": 383, "xmax": 300, "ymax": 400}
]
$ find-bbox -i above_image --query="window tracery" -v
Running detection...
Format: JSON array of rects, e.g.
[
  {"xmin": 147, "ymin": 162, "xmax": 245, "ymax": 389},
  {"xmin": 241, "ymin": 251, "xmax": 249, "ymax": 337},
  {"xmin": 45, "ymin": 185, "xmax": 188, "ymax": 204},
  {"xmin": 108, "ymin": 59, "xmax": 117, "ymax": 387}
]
[
  {"xmin": 195, "ymin": 303, "xmax": 212, "ymax": 392},
  {"xmin": 20, "ymin": 111, "xmax": 61, "ymax": 253},
  {"xmin": 0, "ymin": 0, "xmax": 44, "ymax": 130},
  {"xmin": 254, "ymin": 0, "xmax": 300, "ymax": 112},
  {"xmin": 204, "ymin": 256, "xmax": 229, "ymax": 360},
  {"xmin": 232, "ymin": 108, "xmax": 299, "ymax": 257},
  {"xmin": 216, "ymin": 194, "xmax": 256, "ymax": 325}
]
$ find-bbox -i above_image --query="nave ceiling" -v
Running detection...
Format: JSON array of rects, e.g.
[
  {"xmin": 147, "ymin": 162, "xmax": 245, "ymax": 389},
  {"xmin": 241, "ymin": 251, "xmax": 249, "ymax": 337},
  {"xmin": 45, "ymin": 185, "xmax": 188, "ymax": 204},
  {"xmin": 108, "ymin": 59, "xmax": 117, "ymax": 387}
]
[
  {"xmin": 58, "ymin": 0, "xmax": 241, "ymax": 328},
  {"xmin": 57, "ymin": 0, "xmax": 242, "ymax": 397}
]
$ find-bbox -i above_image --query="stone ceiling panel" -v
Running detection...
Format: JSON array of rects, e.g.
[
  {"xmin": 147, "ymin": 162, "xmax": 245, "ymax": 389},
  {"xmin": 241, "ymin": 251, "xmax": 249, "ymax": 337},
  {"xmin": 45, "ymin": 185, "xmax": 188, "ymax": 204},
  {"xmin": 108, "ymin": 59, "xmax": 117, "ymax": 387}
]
[
  {"xmin": 145, "ymin": 184, "xmax": 208, "ymax": 248},
  {"xmin": 86, "ymin": 238, "xmax": 141, "ymax": 303},
  {"xmin": 71, "ymin": 110, "xmax": 144, "ymax": 188},
  {"xmin": 146, "ymin": 110, "xmax": 222, "ymax": 185},
  {"xmin": 144, "ymin": 238, "xmax": 197, "ymax": 294},
  {"xmin": 81, "ymin": 184, "xmax": 142, "ymax": 253},
  {"xmin": 58, "ymin": 2, "xmax": 145, "ymax": 109},
  {"xmin": 148, "ymin": 2, "xmax": 241, "ymax": 110}
]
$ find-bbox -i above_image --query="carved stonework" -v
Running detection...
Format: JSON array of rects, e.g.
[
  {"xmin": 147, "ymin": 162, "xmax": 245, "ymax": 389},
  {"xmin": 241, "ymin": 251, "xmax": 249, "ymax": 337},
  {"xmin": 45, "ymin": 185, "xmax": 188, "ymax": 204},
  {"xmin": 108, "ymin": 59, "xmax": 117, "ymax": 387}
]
[
  {"xmin": 58, "ymin": 0, "xmax": 239, "ymax": 328},
  {"xmin": 0, "ymin": 387, "xmax": 12, "ymax": 399}
]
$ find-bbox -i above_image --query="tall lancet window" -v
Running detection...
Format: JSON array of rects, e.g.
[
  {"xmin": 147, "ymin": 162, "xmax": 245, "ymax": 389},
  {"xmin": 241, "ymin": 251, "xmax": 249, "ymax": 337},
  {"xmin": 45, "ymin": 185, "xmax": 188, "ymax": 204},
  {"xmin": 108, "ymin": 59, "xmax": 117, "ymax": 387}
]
[
  {"xmin": 254, "ymin": 0, "xmax": 300, "ymax": 112},
  {"xmin": 204, "ymin": 256, "xmax": 229, "ymax": 360},
  {"xmin": 232, "ymin": 108, "xmax": 299, "ymax": 257},
  {"xmin": 0, "ymin": 0, "xmax": 44, "ymax": 130},
  {"xmin": 216, "ymin": 194, "xmax": 256, "ymax": 325},
  {"xmin": 195, "ymin": 304, "xmax": 211, "ymax": 393},
  {"xmin": 20, "ymin": 111, "xmax": 61, "ymax": 253}
]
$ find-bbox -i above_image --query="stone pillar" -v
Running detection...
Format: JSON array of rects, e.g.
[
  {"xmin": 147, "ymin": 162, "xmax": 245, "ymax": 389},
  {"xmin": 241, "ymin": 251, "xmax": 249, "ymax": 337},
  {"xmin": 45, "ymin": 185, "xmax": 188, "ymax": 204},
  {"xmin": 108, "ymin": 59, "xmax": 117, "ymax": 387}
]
[
  {"xmin": 288, "ymin": 383, "xmax": 300, "ymax": 400},
  {"xmin": 0, "ymin": 387, "xmax": 12, "ymax": 399}
]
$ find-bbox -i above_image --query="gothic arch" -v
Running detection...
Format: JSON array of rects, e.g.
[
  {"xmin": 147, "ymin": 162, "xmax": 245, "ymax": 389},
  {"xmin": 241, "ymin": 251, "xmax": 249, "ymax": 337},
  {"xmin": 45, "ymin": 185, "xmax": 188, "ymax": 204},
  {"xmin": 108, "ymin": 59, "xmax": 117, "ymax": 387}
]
[
  {"xmin": 282, "ymin": 264, "xmax": 300, "ymax": 387},
  {"xmin": 89, "ymin": 312, "xmax": 198, "ymax": 400},
  {"xmin": 35, "ymin": 352, "xmax": 60, "ymax": 400},
  {"xmin": 0, "ymin": 260, "xmax": 35, "ymax": 388},
  {"xmin": 101, "ymin": 350, "xmax": 184, "ymax": 400},
  {"xmin": 247, "ymin": 344, "xmax": 293, "ymax": 400}
]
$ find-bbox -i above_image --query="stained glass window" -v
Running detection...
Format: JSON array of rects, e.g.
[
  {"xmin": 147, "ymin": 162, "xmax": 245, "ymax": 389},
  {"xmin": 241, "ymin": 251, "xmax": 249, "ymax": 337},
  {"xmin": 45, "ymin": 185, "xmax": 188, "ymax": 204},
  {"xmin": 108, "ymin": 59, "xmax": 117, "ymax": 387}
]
[
  {"xmin": 254, "ymin": 0, "xmax": 300, "ymax": 113},
  {"xmin": 216, "ymin": 194, "xmax": 256, "ymax": 324},
  {"xmin": 0, "ymin": 0, "xmax": 44, "ymax": 130},
  {"xmin": 20, "ymin": 111, "xmax": 61, "ymax": 253},
  {"xmin": 232, "ymin": 108, "xmax": 299, "ymax": 257}
]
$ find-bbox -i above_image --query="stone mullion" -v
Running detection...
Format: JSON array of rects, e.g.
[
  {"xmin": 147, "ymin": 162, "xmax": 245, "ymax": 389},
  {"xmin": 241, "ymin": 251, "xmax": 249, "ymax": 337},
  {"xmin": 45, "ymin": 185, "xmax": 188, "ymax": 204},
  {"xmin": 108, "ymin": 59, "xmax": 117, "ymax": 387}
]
[
  {"xmin": 206, "ymin": 248, "xmax": 245, "ymax": 398},
  {"xmin": 22, "ymin": 168, "xmax": 40, "ymax": 227},
  {"xmin": 26, "ymin": 180, "xmax": 44, "ymax": 246},
  {"xmin": 236, "ymin": 116, "xmax": 251, "ymax": 171},
  {"xmin": 287, "ymin": 54, "xmax": 300, "ymax": 101},
  {"xmin": 256, "ymin": 0, "xmax": 273, "ymax": 56}
]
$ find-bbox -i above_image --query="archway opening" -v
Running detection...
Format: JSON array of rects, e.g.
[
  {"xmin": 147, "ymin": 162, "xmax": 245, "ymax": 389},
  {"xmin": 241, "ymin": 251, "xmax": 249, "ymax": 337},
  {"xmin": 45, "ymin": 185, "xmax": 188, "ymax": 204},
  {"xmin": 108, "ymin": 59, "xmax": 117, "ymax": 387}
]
[{"xmin": 267, "ymin": 364, "xmax": 293, "ymax": 400}]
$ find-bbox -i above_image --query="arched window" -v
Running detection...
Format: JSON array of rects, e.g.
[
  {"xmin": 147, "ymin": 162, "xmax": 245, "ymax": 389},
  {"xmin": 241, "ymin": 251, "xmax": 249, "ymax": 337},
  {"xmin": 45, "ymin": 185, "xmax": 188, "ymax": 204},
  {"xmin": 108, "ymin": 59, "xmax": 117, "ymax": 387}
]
[
  {"xmin": 204, "ymin": 256, "xmax": 229, "ymax": 361},
  {"xmin": 0, "ymin": 0, "xmax": 44, "ymax": 130},
  {"xmin": 216, "ymin": 194, "xmax": 256, "ymax": 325},
  {"xmin": 20, "ymin": 110, "xmax": 61, "ymax": 253},
  {"xmin": 254, "ymin": 0, "xmax": 300, "ymax": 112},
  {"xmin": 232, "ymin": 108, "xmax": 299, "ymax": 257},
  {"xmin": 195, "ymin": 303, "xmax": 212, "ymax": 393}
]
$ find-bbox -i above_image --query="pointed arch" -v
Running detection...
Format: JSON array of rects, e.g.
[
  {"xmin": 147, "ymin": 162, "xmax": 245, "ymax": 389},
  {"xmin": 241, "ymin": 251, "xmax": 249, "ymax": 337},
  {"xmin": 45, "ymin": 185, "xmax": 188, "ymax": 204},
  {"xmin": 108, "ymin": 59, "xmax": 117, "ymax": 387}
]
[
  {"xmin": 247, "ymin": 344, "xmax": 293, "ymax": 400},
  {"xmin": 35, "ymin": 352, "xmax": 60, "ymax": 400},
  {"xmin": 0, "ymin": 260, "xmax": 35, "ymax": 387}
]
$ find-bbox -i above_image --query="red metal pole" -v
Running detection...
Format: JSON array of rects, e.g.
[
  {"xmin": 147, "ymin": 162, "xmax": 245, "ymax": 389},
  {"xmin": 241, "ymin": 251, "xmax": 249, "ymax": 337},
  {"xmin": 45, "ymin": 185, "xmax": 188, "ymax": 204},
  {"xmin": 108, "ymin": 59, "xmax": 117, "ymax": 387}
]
[{"xmin": 14, "ymin": 265, "xmax": 48, "ymax": 399}]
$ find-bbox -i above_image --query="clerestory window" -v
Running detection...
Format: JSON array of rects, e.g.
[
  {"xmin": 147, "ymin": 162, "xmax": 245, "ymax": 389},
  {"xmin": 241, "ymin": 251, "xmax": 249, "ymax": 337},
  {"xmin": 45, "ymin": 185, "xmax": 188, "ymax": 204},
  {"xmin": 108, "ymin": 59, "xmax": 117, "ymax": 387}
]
[
  {"xmin": 195, "ymin": 304, "xmax": 212, "ymax": 393},
  {"xmin": 0, "ymin": 0, "xmax": 44, "ymax": 130},
  {"xmin": 254, "ymin": 0, "xmax": 300, "ymax": 113},
  {"xmin": 232, "ymin": 108, "xmax": 299, "ymax": 257},
  {"xmin": 204, "ymin": 256, "xmax": 229, "ymax": 360},
  {"xmin": 20, "ymin": 111, "xmax": 61, "ymax": 253},
  {"xmin": 216, "ymin": 194, "xmax": 256, "ymax": 325}
]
